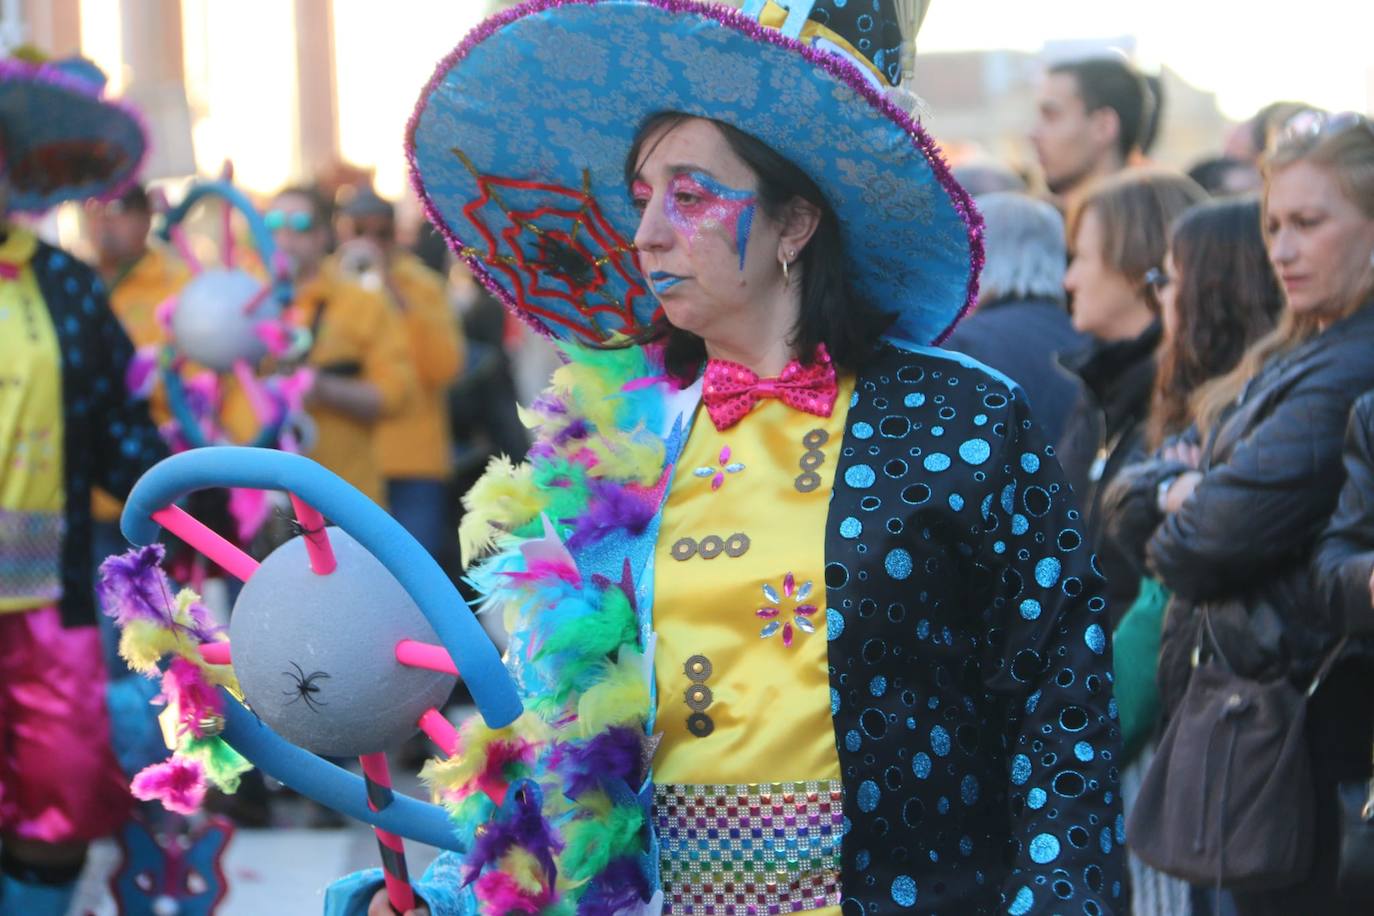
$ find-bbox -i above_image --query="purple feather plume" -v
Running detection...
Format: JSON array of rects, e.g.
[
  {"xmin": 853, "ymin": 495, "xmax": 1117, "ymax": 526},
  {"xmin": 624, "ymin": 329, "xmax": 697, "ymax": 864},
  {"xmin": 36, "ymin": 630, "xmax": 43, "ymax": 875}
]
[
  {"xmin": 576, "ymin": 856, "xmax": 651, "ymax": 915},
  {"xmin": 98, "ymin": 544, "xmax": 175, "ymax": 627},
  {"xmin": 553, "ymin": 727, "xmax": 643, "ymax": 798},
  {"xmin": 566, "ymin": 479, "xmax": 654, "ymax": 549},
  {"xmin": 463, "ymin": 781, "xmax": 563, "ymax": 888}
]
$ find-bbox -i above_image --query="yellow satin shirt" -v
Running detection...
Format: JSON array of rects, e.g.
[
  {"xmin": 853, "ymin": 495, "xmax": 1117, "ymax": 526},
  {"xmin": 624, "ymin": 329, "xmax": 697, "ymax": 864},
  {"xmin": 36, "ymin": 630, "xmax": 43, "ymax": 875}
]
[{"xmin": 652, "ymin": 376, "xmax": 854, "ymax": 916}]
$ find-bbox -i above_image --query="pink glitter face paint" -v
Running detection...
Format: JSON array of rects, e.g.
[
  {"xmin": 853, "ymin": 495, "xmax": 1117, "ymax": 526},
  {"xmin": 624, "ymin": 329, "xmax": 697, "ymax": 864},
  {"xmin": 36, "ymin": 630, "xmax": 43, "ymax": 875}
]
[{"xmin": 665, "ymin": 172, "xmax": 757, "ymax": 271}]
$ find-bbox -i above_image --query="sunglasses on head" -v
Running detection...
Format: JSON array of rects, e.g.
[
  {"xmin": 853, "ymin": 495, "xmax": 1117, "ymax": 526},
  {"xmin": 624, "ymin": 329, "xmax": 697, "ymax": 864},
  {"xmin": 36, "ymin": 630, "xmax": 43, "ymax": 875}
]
[
  {"xmin": 263, "ymin": 209, "xmax": 315, "ymax": 232},
  {"xmin": 1279, "ymin": 110, "xmax": 1374, "ymax": 147}
]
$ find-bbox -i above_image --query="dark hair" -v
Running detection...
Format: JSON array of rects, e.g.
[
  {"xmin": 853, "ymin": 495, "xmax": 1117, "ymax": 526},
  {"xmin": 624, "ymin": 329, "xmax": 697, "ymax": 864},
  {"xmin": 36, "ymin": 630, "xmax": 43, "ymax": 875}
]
[
  {"xmin": 1185, "ymin": 156, "xmax": 1252, "ymax": 195},
  {"xmin": 114, "ymin": 183, "xmax": 151, "ymax": 213},
  {"xmin": 622, "ymin": 112, "xmax": 892, "ymax": 384},
  {"xmin": 1147, "ymin": 197, "xmax": 1283, "ymax": 446},
  {"xmin": 1050, "ymin": 58, "xmax": 1152, "ymax": 161}
]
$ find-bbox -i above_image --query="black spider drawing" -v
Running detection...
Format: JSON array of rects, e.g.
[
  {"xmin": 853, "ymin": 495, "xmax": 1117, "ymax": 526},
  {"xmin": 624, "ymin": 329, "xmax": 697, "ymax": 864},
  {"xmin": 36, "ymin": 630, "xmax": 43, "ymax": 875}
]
[{"xmin": 282, "ymin": 662, "xmax": 330, "ymax": 713}]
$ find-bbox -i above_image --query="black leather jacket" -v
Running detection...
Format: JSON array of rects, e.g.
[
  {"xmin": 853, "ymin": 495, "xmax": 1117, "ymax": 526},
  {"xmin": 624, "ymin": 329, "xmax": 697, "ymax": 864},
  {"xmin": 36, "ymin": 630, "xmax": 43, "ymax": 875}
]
[
  {"xmin": 1148, "ymin": 305, "xmax": 1374, "ymax": 709},
  {"xmin": 1313, "ymin": 390, "xmax": 1374, "ymax": 635}
]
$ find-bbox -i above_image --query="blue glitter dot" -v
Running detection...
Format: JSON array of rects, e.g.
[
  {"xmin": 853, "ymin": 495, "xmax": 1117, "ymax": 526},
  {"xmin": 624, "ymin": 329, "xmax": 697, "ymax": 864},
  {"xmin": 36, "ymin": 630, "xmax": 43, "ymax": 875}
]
[
  {"xmin": 827, "ymin": 608, "xmax": 844, "ymax": 640},
  {"xmin": 1011, "ymin": 754, "xmax": 1032, "ymax": 785},
  {"xmin": 938, "ymin": 796, "xmax": 950, "ymax": 814},
  {"xmin": 961, "ymin": 774, "xmax": 980, "ymax": 805},
  {"xmin": 916, "ymin": 619, "xmax": 930, "ymax": 639},
  {"xmin": 891, "ymin": 875, "xmax": 917, "ymax": 907},
  {"xmin": 831, "ymin": 688, "xmax": 840, "ymax": 715},
  {"xmin": 1116, "ymin": 814, "xmax": 1126, "ymax": 844},
  {"xmin": 930, "ymin": 725, "xmax": 951, "ymax": 757},
  {"xmin": 948, "ymin": 493, "xmax": 965, "ymax": 511},
  {"xmin": 852, "ymin": 421, "xmax": 874, "ymax": 439},
  {"xmin": 923, "ymin": 453, "xmax": 951, "ymax": 472},
  {"xmin": 1035, "ymin": 557, "xmax": 1062, "ymax": 588},
  {"xmin": 1074, "ymin": 741, "xmax": 1095, "ymax": 762},
  {"xmin": 846, "ymin": 730, "xmax": 862, "ymax": 752},
  {"xmin": 1001, "ymin": 484, "xmax": 1016, "ymax": 513},
  {"xmin": 870, "ymin": 676, "xmax": 888, "ymax": 697},
  {"xmin": 913, "ymin": 753, "xmax": 932, "ymax": 778},
  {"xmin": 1026, "ymin": 689, "xmax": 1042, "ymax": 713},
  {"xmin": 1009, "ymin": 886, "xmax": 1035, "ymax": 916},
  {"xmin": 929, "ymin": 850, "xmax": 939, "ymax": 862},
  {"xmin": 904, "ymin": 392, "xmax": 925, "ymax": 408},
  {"xmin": 1100, "ymin": 827, "xmax": 1114, "ymax": 853},
  {"xmin": 960, "ymin": 836, "xmax": 974, "ymax": 856},
  {"xmin": 856, "ymin": 849, "xmax": 870, "ymax": 870},
  {"xmin": 845, "ymin": 464, "xmax": 876, "ymax": 488},
  {"xmin": 1012, "ymin": 514, "xmax": 1030, "ymax": 535},
  {"xmin": 958, "ymin": 438, "xmax": 991, "ymax": 465},
  {"xmin": 1028, "ymin": 788, "xmax": 1047, "ymax": 809},
  {"xmin": 1029, "ymin": 833, "xmax": 1061, "ymax": 864},
  {"xmin": 840, "ymin": 516, "xmax": 863, "ymax": 538},
  {"xmin": 993, "ymin": 540, "xmax": 1007, "ymax": 554},
  {"xmin": 974, "ymin": 413, "xmax": 988, "ymax": 426},
  {"xmin": 1020, "ymin": 599, "xmax": 1041, "ymax": 620},
  {"xmin": 858, "ymin": 780, "xmax": 880, "ymax": 812},
  {"xmin": 1085, "ymin": 624, "xmax": 1106, "ymax": 654},
  {"xmin": 1021, "ymin": 452, "xmax": 1041, "ymax": 473},
  {"xmin": 885, "ymin": 548, "xmax": 913, "ymax": 580}
]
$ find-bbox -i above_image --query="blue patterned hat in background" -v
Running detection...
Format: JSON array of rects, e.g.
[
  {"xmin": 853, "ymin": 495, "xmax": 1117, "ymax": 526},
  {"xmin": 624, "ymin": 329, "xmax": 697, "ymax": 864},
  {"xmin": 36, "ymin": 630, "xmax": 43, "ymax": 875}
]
[
  {"xmin": 0, "ymin": 52, "xmax": 148, "ymax": 214},
  {"xmin": 408, "ymin": 0, "xmax": 980, "ymax": 348}
]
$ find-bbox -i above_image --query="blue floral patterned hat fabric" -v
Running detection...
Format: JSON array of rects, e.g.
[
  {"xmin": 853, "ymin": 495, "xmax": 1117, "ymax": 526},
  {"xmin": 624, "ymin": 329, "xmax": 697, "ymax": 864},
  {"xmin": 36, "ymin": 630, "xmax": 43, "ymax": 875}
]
[
  {"xmin": 408, "ymin": 0, "xmax": 981, "ymax": 348},
  {"xmin": 0, "ymin": 56, "xmax": 148, "ymax": 214}
]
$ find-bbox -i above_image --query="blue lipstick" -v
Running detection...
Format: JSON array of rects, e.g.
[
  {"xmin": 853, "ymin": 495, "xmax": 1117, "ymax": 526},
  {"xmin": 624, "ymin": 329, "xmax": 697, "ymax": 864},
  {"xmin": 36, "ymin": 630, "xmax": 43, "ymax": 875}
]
[{"xmin": 650, "ymin": 271, "xmax": 684, "ymax": 295}]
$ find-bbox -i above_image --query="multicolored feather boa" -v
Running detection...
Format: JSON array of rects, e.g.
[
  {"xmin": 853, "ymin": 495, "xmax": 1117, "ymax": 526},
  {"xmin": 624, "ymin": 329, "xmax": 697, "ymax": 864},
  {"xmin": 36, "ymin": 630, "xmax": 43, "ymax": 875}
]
[
  {"xmin": 97, "ymin": 544, "xmax": 252, "ymax": 814},
  {"xmin": 432, "ymin": 341, "xmax": 675, "ymax": 914}
]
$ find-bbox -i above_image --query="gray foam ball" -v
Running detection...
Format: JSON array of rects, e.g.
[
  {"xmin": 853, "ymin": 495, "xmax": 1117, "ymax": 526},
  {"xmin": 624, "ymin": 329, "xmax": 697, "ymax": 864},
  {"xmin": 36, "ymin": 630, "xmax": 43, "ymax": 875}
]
[
  {"xmin": 170, "ymin": 268, "xmax": 281, "ymax": 372},
  {"xmin": 229, "ymin": 528, "xmax": 456, "ymax": 757}
]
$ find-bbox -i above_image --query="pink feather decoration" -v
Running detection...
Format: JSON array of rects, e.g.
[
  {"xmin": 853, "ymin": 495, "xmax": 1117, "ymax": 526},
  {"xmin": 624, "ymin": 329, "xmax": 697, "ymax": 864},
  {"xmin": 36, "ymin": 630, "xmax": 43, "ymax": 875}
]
[
  {"xmin": 161, "ymin": 657, "xmax": 224, "ymax": 739},
  {"xmin": 131, "ymin": 757, "xmax": 207, "ymax": 815},
  {"xmin": 471, "ymin": 871, "xmax": 554, "ymax": 914}
]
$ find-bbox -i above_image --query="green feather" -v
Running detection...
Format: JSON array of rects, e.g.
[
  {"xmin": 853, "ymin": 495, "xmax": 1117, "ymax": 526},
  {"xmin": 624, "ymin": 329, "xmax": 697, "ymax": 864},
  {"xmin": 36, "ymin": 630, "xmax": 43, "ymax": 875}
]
[{"xmin": 561, "ymin": 803, "xmax": 644, "ymax": 882}]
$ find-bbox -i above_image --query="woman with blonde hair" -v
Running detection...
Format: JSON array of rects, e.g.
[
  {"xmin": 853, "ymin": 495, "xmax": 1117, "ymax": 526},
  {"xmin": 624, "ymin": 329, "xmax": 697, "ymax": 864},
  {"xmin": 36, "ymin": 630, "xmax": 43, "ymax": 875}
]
[{"xmin": 1147, "ymin": 114, "xmax": 1374, "ymax": 912}]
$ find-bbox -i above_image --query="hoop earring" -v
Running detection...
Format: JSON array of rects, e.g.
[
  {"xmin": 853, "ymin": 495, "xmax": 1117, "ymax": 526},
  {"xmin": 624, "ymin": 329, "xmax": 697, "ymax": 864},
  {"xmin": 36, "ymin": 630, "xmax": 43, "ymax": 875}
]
[{"xmin": 781, "ymin": 258, "xmax": 790, "ymax": 284}]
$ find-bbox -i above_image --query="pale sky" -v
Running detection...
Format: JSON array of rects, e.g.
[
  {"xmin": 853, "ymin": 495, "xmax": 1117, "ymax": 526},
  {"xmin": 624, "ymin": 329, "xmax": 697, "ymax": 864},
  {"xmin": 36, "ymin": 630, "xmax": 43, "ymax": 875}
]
[{"xmin": 919, "ymin": 0, "xmax": 1373, "ymax": 120}]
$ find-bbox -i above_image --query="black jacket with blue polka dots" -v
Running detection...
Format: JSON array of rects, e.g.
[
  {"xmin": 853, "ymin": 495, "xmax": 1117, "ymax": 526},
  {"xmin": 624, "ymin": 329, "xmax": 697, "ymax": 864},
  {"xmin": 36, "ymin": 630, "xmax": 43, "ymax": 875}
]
[
  {"xmin": 30, "ymin": 242, "xmax": 167, "ymax": 628},
  {"xmin": 827, "ymin": 344, "xmax": 1124, "ymax": 914}
]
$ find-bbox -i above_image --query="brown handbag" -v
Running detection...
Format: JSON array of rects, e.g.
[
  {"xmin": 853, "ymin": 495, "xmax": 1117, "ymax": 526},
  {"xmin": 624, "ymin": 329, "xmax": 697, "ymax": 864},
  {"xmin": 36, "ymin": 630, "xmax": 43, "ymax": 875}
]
[{"xmin": 1126, "ymin": 611, "xmax": 1345, "ymax": 891}]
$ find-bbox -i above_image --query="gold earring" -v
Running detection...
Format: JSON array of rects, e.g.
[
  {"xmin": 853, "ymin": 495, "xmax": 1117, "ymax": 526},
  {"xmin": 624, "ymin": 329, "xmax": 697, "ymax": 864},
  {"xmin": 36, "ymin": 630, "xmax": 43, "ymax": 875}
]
[{"xmin": 781, "ymin": 257, "xmax": 791, "ymax": 284}]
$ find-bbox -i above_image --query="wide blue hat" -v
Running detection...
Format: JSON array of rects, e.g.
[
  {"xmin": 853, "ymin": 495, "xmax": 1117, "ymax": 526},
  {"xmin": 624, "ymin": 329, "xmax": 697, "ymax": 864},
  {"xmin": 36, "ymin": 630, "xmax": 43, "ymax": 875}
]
[
  {"xmin": 408, "ymin": 0, "xmax": 981, "ymax": 348},
  {"xmin": 0, "ymin": 54, "xmax": 148, "ymax": 213}
]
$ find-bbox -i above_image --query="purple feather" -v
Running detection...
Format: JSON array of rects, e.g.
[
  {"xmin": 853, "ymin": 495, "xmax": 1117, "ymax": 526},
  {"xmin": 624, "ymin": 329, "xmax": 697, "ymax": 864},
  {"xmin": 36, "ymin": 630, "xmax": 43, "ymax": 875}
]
[
  {"xmin": 98, "ymin": 544, "xmax": 175, "ymax": 627},
  {"xmin": 566, "ymin": 480, "xmax": 654, "ymax": 549},
  {"xmin": 462, "ymin": 781, "xmax": 563, "ymax": 888},
  {"xmin": 553, "ymin": 417, "xmax": 591, "ymax": 446},
  {"xmin": 554, "ymin": 727, "xmax": 643, "ymax": 798},
  {"xmin": 576, "ymin": 857, "xmax": 651, "ymax": 915}
]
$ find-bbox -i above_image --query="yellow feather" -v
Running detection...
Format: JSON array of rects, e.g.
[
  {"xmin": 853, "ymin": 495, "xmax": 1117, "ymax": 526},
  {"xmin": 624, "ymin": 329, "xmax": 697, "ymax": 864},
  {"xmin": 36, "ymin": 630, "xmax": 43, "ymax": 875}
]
[
  {"xmin": 576, "ymin": 650, "xmax": 651, "ymax": 737},
  {"xmin": 459, "ymin": 457, "xmax": 543, "ymax": 564},
  {"xmin": 500, "ymin": 847, "xmax": 547, "ymax": 892},
  {"xmin": 585, "ymin": 434, "xmax": 665, "ymax": 486},
  {"xmin": 119, "ymin": 620, "xmax": 183, "ymax": 674}
]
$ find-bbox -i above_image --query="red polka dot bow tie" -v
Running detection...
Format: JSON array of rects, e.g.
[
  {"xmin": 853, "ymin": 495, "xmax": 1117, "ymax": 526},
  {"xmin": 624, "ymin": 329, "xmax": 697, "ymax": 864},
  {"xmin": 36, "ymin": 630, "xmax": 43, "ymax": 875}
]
[{"xmin": 701, "ymin": 344, "xmax": 838, "ymax": 431}]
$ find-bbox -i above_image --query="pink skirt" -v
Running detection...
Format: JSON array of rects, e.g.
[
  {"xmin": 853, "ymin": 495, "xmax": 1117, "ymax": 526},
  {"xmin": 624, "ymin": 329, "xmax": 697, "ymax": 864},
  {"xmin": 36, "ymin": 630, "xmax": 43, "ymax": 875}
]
[{"xmin": 0, "ymin": 605, "xmax": 131, "ymax": 842}]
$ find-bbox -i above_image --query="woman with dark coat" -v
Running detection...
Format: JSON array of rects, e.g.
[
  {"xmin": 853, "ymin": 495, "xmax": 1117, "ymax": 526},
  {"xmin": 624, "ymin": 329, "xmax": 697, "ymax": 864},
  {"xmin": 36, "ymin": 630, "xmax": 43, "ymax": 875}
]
[
  {"xmin": 1147, "ymin": 115, "xmax": 1374, "ymax": 913},
  {"xmin": 1056, "ymin": 171, "xmax": 1205, "ymax": 627}
]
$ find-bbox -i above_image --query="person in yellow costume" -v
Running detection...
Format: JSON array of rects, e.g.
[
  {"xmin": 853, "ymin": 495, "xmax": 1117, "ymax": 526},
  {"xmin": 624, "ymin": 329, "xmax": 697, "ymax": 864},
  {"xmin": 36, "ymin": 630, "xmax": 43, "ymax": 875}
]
[
  {"xmin": 333, "ymin": 187, "xmax": 464, "ymax": 561},
  {"xmin": 225, "ymin": 186, "xmax": 415, "ymax": 507},
  {"xmin": 85, "ymin": 183, "xmax": 189, "ymax": 555}
]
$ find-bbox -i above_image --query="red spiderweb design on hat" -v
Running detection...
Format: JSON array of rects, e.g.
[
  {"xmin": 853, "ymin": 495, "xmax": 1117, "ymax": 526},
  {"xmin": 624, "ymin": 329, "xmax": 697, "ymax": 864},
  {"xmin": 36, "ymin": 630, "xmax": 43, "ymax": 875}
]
[{"xmin": 450, "ymin": 147, "xmax": 657, "ymax": 343}]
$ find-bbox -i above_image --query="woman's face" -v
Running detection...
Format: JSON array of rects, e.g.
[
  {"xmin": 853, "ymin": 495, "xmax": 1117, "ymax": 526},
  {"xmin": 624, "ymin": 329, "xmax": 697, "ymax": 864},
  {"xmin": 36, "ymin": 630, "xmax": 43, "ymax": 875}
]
[
  {"xmin": 1064, "ymin": 207, "xmax": 1152, "ymax": 341},
  {"xmin": 1266, "ymin": 160, "xmax": 1374, "ymax": 318},
  {"xmin": 630, "ymin": 118, "xmax": 789, "ymax": 340},
  {"xmin": 1158, "ymin": 249, "xmax": 1180, "ymax": 341}
]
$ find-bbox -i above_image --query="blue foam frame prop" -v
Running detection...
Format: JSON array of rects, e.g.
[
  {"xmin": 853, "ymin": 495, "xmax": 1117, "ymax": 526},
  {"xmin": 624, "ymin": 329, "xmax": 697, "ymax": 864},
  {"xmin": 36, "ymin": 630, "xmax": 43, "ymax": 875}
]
[
  {"xmin": 121, "ymin": 446, "xmax": 523, "ymax": 849},
  {"xmin": 161, "ymin": 352, "xmax": 285, "ymax": 450}
]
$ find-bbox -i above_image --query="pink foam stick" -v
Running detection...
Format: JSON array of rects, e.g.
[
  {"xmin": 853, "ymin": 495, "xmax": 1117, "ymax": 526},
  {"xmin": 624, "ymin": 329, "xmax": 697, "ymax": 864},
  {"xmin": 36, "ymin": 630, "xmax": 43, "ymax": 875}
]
[
  {"xmin": 418, "ymin": 708, "xmax": 459, "ymax": 756},
  {"xmin": 288, "ymin": 494, "xmax": 336, "ymax": 575},
  {"xmin": 167, "ymin": 224, "xmax": 203, "ymax": 275},
  {"xmin": 222, "ymin": 199, "xmax": 235, "ymax": 269},
  {"xmin": 240, "ymin": 283, "xmax": 271, "ymax": 316},
  {"xmin": 394, "ymin": 639, "xmax": 459, "ymax": 676},
  {"xmin": 151, "ymin": 505, "xmax": 260, "ymax": 582},
  {"xmin": 199, "ymin": 641, "xmax": 232, "ymax": 665},
  {"xmin": 232, "ymin": 360, "xmax": 277, "ymax": 427},
  {"xmin": 358, "ymin": 752, "xmax": 416, "ymax": 914}
]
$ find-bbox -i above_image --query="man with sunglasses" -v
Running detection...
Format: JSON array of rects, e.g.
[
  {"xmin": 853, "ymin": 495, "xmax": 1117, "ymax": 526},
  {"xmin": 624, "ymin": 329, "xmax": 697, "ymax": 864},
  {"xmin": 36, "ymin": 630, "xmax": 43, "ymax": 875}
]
[
  {"xmin": 232, "ymin": 186, "xmax": 415, "ymax": 506},
  {"xmin": 333, "ymin": 187, "xmax": 464, "ymax": 565}
]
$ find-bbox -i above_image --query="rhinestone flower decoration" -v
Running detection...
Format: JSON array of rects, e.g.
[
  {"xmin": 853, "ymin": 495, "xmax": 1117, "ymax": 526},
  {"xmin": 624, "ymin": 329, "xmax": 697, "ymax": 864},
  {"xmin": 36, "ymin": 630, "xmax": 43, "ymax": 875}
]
[
  {"xmin": 693, "ymin": 445, "xmax": 745, "ymax": 491},
  {"xmin": 756, "ymin": 572, "xmax": 818, "ymax": 648}
]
